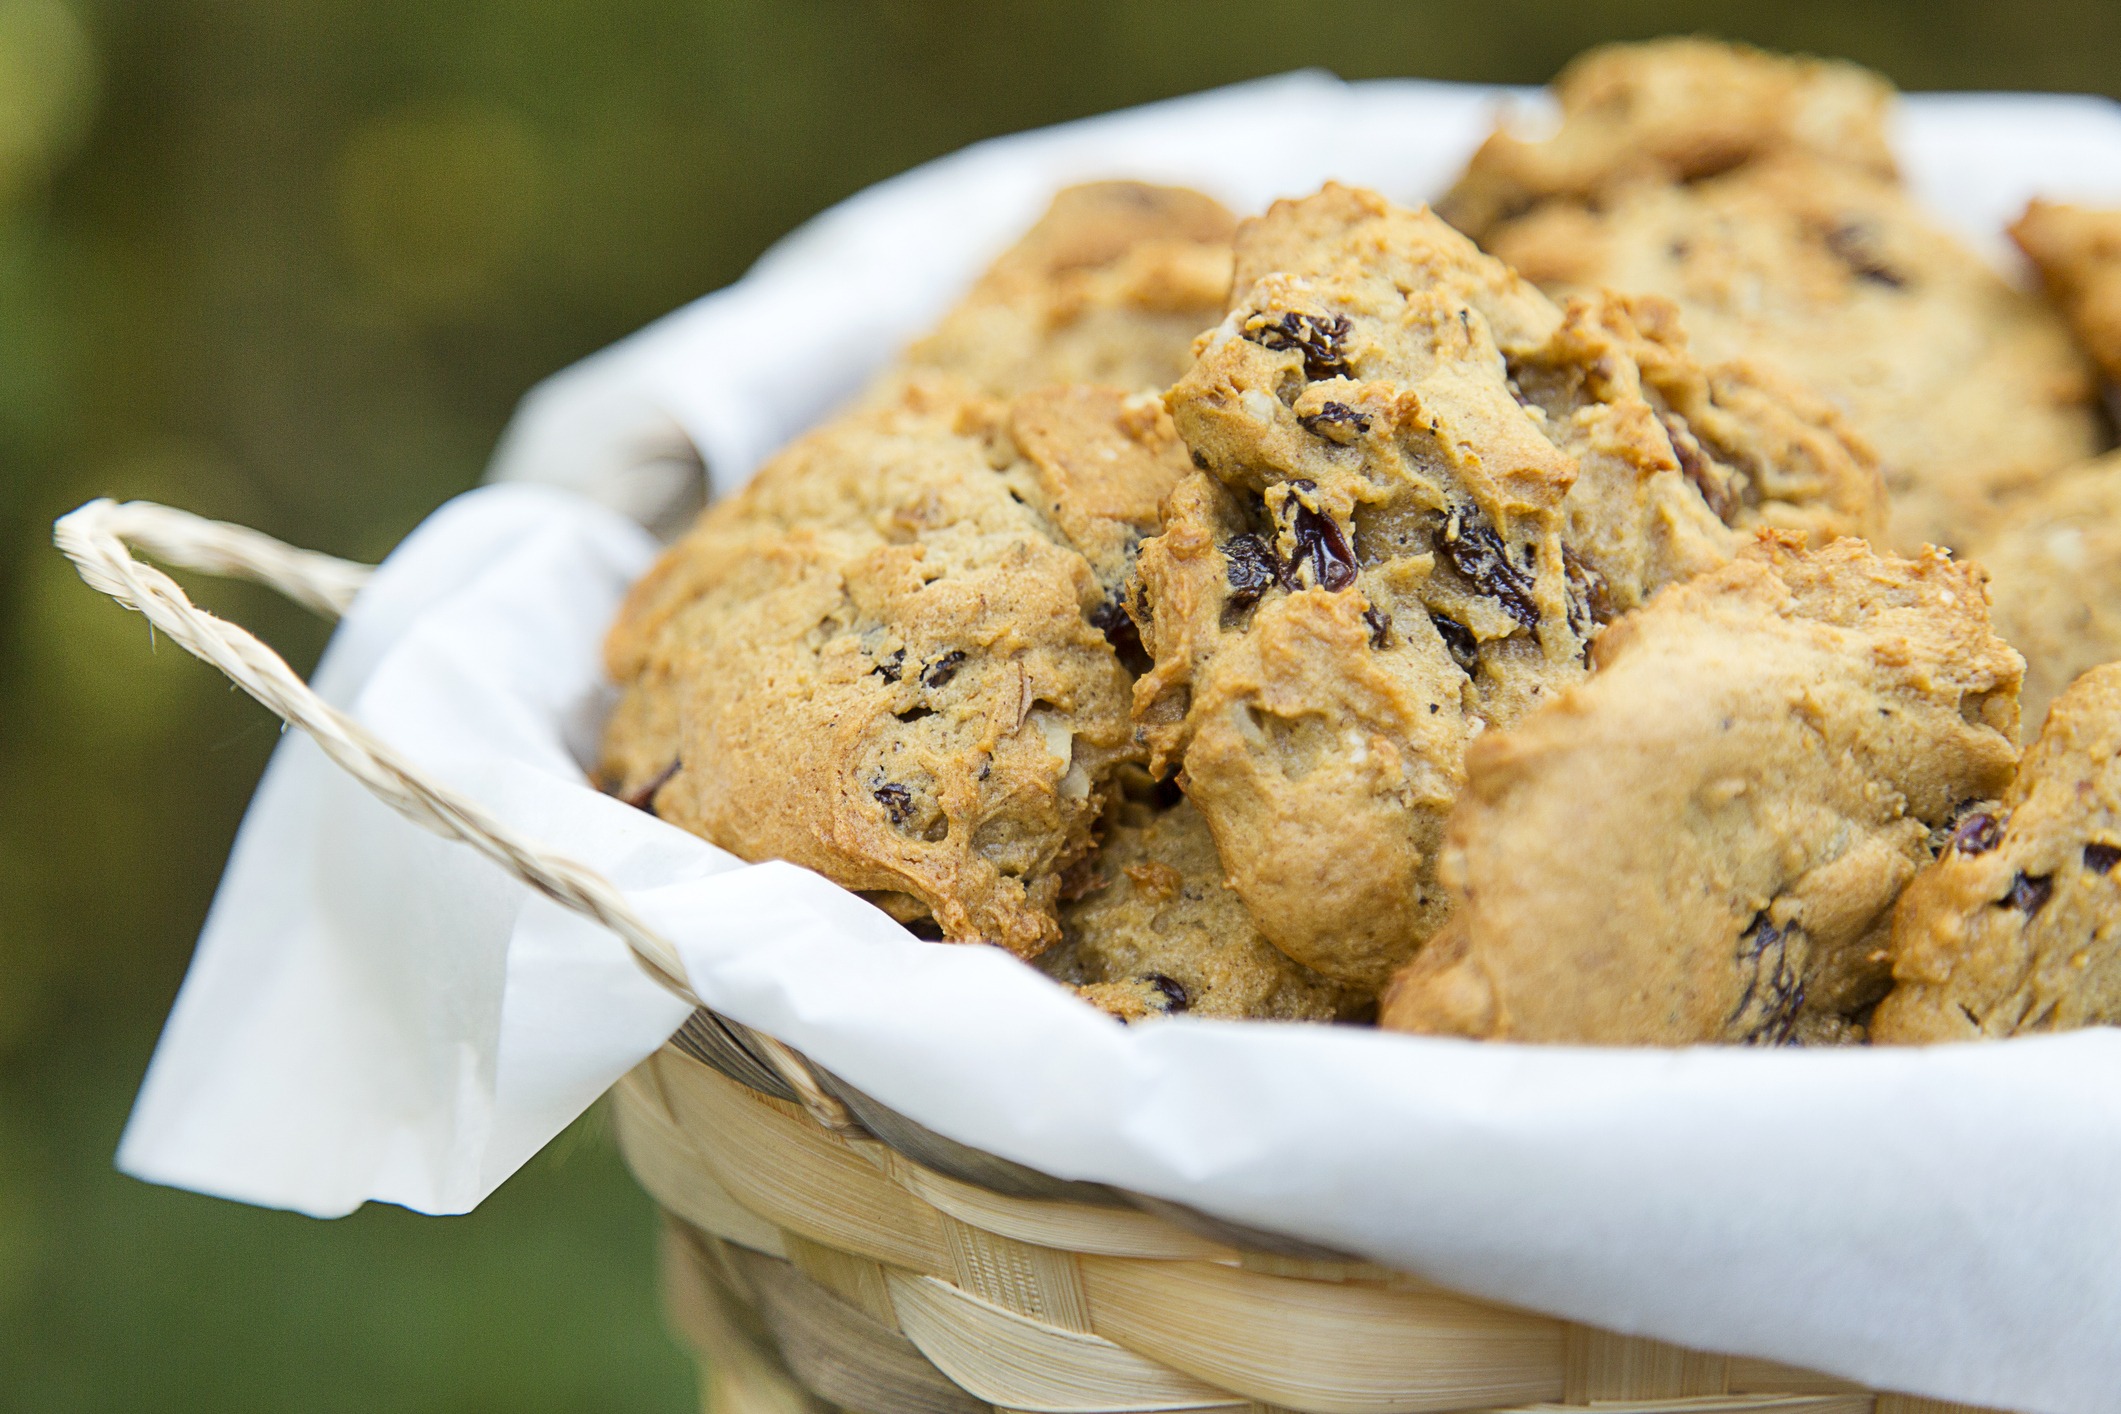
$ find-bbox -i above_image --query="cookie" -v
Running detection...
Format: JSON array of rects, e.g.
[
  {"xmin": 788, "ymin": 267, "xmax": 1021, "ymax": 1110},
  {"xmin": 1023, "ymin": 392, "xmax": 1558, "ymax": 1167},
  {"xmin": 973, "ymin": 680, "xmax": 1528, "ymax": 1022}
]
[
  {"xmin": 601, "ymin": 380, "xmax": 1191, "ymax": 957},
  {"xmin": 876, "ymin": 181, "xmax": 1236, "ymax": 402},
  {"xmin": 1973, "ymin": 451, "xmax": 2121, "ymax": 733},
  {"xmin": 1378, "ymin": 537, "xmax": 2023, "ymax": 1046},
  {"xmin": 1441, "ymin": 36, "xmax": 1896, "ymax": 238},
  {"xmin": 1874, "ymin": 663, "xmax": 2121, "ymax": 1042},
  {"xmin": 1445, "ymin": 44, "xmax": 2102, "ymax": 553},
  {"xmin": 1039, "ymin": 782, "xmax": 1364, "ymax": 1023},
  {"xmin": 2011, "ymin": 199, "xmax": 2121, "ymax": 386},
  {"xmin": 1130, "ymin": 183, "xmax": 1881, "ymax": 989}
]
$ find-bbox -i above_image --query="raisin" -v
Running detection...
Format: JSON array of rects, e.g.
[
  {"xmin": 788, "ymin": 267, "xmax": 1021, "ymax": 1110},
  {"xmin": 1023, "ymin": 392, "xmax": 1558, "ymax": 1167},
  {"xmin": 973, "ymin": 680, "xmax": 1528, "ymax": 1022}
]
[
  {"xmin": 1729, "ymin": 914, "xmax": 1805, "ymax": 1045},
  {"xmin": 1221, "ymin": 534, "xmax": 1280, "ymax": 612},
  {"xmin": 1090, "ymin": 593, "xmax": 1153, "ymax": 675},
  {"xmin": 1951, "ymin": 812, "xmax": 2004, "ymax": 856},
  {"xmin": 2006, "ymin": 872, "xmax": 2054, "ymax": 916},
  {"xmin": 1824, "ymin": 222, "xmax": 1906, "ymax": 288},
  {"xmin": 921, "ymin": 650, "xmax": 967, "ymax": 689},
  {"xmin": 1243, "ymin": 310, "xmax": 1353, "ymax": 381},
  {"xmin": 1145, "ymin": 973, "xmax": 1190, "ymax": 1013},
  {"xmin": 873, "ymin": 782, "xmax": 916, "ymax": 825},
  {"xmin": 618, "ymin": 760, "xmax": 681, "ymax": 815},
  {"xmin": 1433, "ymin": 614, "xmax": 1479, "ymax": 673},
  {"xmin": 1361, "ymin": 605, "xmax": 1390, "ymax": 649},
  {"xmin": 1278, "ymin": 482, "xmax": 1358, "ymax": 592},
  {"xmin": 1297, "ymin": 400, "xmax": 1371, "ymax": 441},
  {"xmin": 2086, "ymin": 842, "xmax": 2121, "ymax": 874},
  {"xmin": 873, "ymin": 648, "xmax": 905, "ymax": 683},
  {"xmin": 1562, "ymin": 545, "xmax": 1612, "ymax": 641},
  {"xmin": 1438, "ymin": 503, "xmax": 1538, "ymax": 630},
  {"xmin": 1660, "ymin": 412, "xmax": 1735, "ymax": 523}
]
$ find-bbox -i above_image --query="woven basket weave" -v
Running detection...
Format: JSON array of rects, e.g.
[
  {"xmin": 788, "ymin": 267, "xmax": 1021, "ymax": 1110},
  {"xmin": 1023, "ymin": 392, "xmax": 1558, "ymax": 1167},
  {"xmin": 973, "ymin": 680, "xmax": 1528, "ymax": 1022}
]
[
  {"xmin": 53, "ymin": 500, "xmax": 2008, "ymax": 1414},
  {"xmin": 619, "ymin": 1011, "xmax": 1999, "ymax": 1414}
]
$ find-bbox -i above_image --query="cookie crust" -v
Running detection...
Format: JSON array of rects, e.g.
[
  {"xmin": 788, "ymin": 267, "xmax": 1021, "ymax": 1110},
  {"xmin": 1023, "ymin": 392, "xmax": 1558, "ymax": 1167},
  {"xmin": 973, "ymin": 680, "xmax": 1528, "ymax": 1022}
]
[
  {"xmin": 1974, "ymin": 451, "xmax": 2121, "ymax": 734},
  {"xmin": 602, "ymin": 382, "xmax": 1190, "ymax": 958},
  {"xmin": 1380, "ymin": 537, "xmax": 2022, "ymax": 1045},
  {"xmin": 1132, "ymin": 184, "xmax": 1880, "ymax": 989},
  {"xmin": 1875, "ymin": 662, "xmax": 2121, "ymax": 1042},
  {"xmin": 2011, "ymin": 199, "xmax": 2121, "ymax": 387},
  {"xmin": 1440, "ymin": 36, "xmax": 1896, "ymax": 238},
  {"xmin": 1446, "ymin": 42, "xmax": 2101, "ymax": 553},
  {"xmin": 877, "ymin": 181, "xmax": 1236, "ymax": 402},
  {"xmin": 1042, "ymin": 789, "xmax": 1364, "ymax": 1023}
]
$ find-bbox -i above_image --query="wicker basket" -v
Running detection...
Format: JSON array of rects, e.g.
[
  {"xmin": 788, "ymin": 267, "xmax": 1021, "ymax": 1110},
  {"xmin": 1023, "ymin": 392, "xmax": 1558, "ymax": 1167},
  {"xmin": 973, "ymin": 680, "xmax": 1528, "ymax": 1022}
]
[
  {"xmin": 617, "ymin": 1010, "xmax": 1998, "ymax": 1414},
  {"xmin": 54, "ymin": 500, "xmax": 2007, "ymax": 1414}
]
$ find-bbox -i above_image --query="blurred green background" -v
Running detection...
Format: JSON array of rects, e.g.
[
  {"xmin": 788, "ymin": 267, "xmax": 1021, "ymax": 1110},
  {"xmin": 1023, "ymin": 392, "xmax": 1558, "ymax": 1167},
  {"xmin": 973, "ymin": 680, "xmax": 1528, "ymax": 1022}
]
[{"xmin": 5, "ymin": 1, "xmax": 2121, "ymax": 1407}]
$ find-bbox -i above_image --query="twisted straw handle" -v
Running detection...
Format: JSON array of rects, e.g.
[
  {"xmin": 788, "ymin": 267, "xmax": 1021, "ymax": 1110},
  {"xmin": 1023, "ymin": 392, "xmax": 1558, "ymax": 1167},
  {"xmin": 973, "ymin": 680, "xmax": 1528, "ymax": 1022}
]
[{"xmin": 50, "ymin": 498, "xmax": 854, "ymax": 1131}]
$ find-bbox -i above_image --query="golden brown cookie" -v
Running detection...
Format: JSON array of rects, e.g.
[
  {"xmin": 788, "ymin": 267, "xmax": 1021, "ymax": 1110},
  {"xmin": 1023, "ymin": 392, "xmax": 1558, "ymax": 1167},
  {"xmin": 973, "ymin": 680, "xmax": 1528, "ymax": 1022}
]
[
  {"xmin": 1874, "ymin": 663, "xmax": 2121, "ymax": 1042},
  {"xmin": 1379, "ymin": 537, "xmax": 2023, "ymax": 1046},
  {"xmin": 1040, "ymin": 784, "xmax": 1364, "ymax": 1023},
  {"xmin": 1130, "ymin": 183, "xmax": 1880, "ymax": 989},
  {"xmin": 1441, "ymin": 36, "xmax": 1897, "ymax": 237},
  {"xmin": 877, "ymin": 181, "xmax": 1236, "ymax": 402},
  {"xmin": 1445, "ymin": 44, "xmax": 2102, "ymax": 553},
  {"xmin": 1974, "ymin": 451, "xmax": 2121, "ymax": 733},
  {"xmin": 601, "ymin": 381, "xmax": 1191, "ymax": 958},
  {"xmin": 2011, "ymin": 198, "xmax": 2121, "ymax": 386}
]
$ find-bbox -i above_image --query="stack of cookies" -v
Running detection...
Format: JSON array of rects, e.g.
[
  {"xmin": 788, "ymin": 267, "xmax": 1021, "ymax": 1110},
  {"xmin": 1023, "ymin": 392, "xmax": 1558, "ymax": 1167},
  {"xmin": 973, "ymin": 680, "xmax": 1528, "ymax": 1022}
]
[{"xmin": 601, "ymin": 40, "xmax": 2121, "ymax": 1047}]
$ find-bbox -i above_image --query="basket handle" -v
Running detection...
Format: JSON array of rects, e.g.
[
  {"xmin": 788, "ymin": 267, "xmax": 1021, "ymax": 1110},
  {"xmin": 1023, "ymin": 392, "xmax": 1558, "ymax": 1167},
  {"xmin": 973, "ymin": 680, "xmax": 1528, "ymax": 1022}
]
[{"xmin": 50, "ymin": 497, "xmax": 854, "ymax": 1130}]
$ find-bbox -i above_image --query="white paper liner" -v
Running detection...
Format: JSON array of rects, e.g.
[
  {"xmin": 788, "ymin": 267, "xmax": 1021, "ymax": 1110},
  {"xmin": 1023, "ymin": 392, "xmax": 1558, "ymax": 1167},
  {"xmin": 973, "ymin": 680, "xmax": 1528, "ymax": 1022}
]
[{"xmin": 118, "ymin": 74, "xmax": 2121, "ymax": 1413}]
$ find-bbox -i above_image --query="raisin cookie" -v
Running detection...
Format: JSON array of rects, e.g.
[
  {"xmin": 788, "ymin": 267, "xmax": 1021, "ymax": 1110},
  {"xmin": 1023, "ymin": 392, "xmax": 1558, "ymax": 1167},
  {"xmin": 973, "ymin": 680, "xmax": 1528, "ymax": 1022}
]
[
  {"xmin": 2011, "ymin": 199, "xmax": 2121, "ymax": 386},
  {"xmin": 875, "ymin": 181, "xmax": 1236, "ymax": 402},
  {"xmin": 601, "ymin": 380, "xmax": 1190, "ymax": 957},
  {"xmin": 1440, "ymin": 37, "xmax": 1896, "ymax": 238},
  {"xmin": 1874, "ymin": 663, "xmax": 2121, "ymax": 1042},
  {"xmin": 1379, "ymin": 537, "xmax": 2023, "ymax": 1046},
  {"xmin": 1039, "ymin": 783, "xmax": 1364, "ymax": 1023},
  {"xmin": 1444, "ymin": 43, "xmax": 2101, "ymax": 553},
  {"xmin": 1130, "ymin": 183, "xmax": 1880, "ymax": 989},
  {"xmin": 1973, "ymin": 451, "xmax": 2121, "ymax": 733}
]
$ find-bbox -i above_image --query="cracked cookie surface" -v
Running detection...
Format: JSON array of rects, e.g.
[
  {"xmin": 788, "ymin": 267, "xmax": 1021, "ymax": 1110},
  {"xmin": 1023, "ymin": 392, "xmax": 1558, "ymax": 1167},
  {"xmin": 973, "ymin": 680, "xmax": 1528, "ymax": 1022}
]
[
  {"xmin": 1039, "ymin": 786, "xmax": 1364, "ymax": 1023},
  {"xmin": 599, "ymin": 180, "xmax": 1239, "ymax": 957},
  {"xmin": 1441, "ymin": 36, "xmax": 1896, "ymax": 238},
  {"xmin": 1444, "ymin": 41, "xmax": 2101, "ymax": 553},
  {"xmin": 1874, "ymin": 663, "xmax": 2121, "ymax": 1042},
  {"xmin": 601, "ymin": 381, "xmax": 1191, "ymax": 958},
  {"xmin": 875, "ymin": 181, "xmax": 1236, "ymax": 403},
  {"xmin": 1379, "ymin": 537, "xmax": 2023, "ymax": 1045},
  {"xmin": 1130, "ymin": 183, "xmax": 1880, "ymax": 988}
]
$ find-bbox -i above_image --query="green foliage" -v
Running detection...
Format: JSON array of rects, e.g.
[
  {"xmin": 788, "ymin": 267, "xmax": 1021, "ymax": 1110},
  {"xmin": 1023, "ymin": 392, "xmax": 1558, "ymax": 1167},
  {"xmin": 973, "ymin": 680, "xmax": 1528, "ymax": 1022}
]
[{"xmin": 3, "ymin": 0, "xmax": 2118, "ymax": 1407}]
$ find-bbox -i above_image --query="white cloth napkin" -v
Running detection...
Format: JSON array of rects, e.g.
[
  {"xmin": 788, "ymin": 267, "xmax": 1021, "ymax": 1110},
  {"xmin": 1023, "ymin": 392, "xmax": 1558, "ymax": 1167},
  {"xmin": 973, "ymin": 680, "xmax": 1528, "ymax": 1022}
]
[{"xmin": 119, "ymin": 74, "xmax": 2121, "ymax": 1414}]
